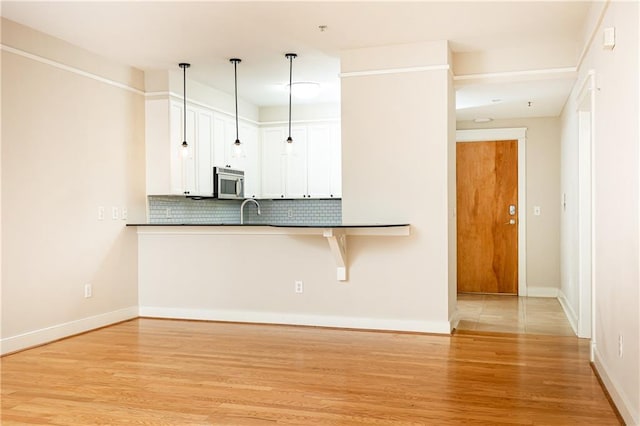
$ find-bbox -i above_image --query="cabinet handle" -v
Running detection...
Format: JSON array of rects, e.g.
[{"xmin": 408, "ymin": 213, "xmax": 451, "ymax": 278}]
[
  {"xmin": 330, "ymin": 194, "xmax": 333, "ymax": 197},
  {"xmin": 281, "ymin": 195, "xmax": 284, "ymax": 198}
]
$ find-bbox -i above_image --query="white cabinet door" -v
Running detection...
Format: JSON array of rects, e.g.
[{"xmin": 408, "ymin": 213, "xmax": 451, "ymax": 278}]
[
  {"xmin": 285, "ymin": 127, "xmax": 308, "ymax": 198},
  {"xmin": 170, "ymin": 102, "xmax": 213, "ymax": 196},
  {"xmin": 213, "ymin": 114, "xmax": 235, "ymax": 169},
  {"xmin": 307, "ymin": 124, "xmax": 332, "ymax": 198},
  {"xmin": 168, "ymin": 101, "xmax": 185, "ymax": 195},
  {"xmin": 261, "ymin": 127, "xmax": 286, "ymax": 198},
  {"xmin": 305, "ymin": 122, "xmax": 341, "ymax": 199},
  {"xmin": 240, "ymin": 123, "xmax": 261, "ymax": 198},
  {"xmin": 329, "ymin": 123, "xmax": 342, "ymax": 198},
  {"xmin": 196, "ymin": 109, "xmax": 214, "ymax": 196},
  {"xmin": 182, "ymin": 107, "xmax": 197, "ymax": 195},
  {"xmin": 168, "ymin": 101, "xmax": 195, "ymax": 195}
]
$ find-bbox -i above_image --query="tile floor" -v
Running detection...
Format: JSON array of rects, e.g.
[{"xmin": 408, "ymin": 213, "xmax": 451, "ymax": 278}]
[{"xmin": 454, "ymin": 293, "xmax": 576, "ymax": 336}]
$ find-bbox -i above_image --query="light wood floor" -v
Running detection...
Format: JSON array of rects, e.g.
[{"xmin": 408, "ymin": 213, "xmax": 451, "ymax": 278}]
[
  {"xmin": 455, "ymin": 294, "xmax": 576, "ymax": 336},
  {"xmin": 1, "ymin": 318, "xmax": 620, "ymax": 425}
]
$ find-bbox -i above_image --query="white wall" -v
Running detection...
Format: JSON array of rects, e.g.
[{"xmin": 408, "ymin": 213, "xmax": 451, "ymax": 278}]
[
  {"xmin": 0, "ymin": 19, "xmax": 146, "ymax": 354},
  {"xmin": 341, "ymin": 40, "xmax": 456, "ymax": 328},
  {"xmin": 457, "ymin": 117, "xmax": 561, "ymax": 295},
  {"xmin": 145, "ymin": 69, "xmax": 260, "ymax": 123},
  {"xmin": 259, "ymin": 103, "xmax": 340, "ymax": 123},
  {"xmin": 559, "ymin": 2, "xmax": 640, "ymax": 423}
]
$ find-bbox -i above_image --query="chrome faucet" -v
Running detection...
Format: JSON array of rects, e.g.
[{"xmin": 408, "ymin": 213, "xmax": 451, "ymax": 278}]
[{"xmin": 240, "ymin": 199, "xmax": 261, "ymax": 224}]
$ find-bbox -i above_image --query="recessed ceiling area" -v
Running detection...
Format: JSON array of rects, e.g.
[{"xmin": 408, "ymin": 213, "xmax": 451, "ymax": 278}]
[{"xmin": 1, "ymin": 1, "xmax": 593, "ymax": 119}]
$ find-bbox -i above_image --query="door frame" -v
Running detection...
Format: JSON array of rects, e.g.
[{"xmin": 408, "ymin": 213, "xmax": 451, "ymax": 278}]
[
  {"xmin": 575, "ymin": 70, "xmax": 595, "ymax": 341},
  {"xmin": 456, "ymin": 128, "xmax": 527, "ymax": 296}
]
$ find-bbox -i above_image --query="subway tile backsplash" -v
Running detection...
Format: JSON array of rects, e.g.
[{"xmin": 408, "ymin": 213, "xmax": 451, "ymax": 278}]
[{"xmin": 148, "ymin": 196, "xmax": 342, "ymax": 225}]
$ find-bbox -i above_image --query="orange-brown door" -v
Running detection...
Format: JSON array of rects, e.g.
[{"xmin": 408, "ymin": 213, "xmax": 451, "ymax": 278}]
[{"xmin": 457, "ymin": 140, "xmax": 518, "ymax": 294}]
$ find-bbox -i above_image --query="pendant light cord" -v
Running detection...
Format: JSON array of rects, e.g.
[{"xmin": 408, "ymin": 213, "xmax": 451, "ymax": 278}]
[
  {"xmin": 285, "ymin": 53, "xmax": 296, "ymax": 142},
  {"xmin": 183, "ymin": 66, "xmax": 187, "ymax": 144},
  {"xmin": 179, "ymin": 63, "xmax": 190, "ymax": 147},
  {"xmin": 288, "ymin": 56, "xmax": 292, "ymax": 140},
  {"xmin": 234, "ymin": 60, "xmax": 239, "ymax": 142}
]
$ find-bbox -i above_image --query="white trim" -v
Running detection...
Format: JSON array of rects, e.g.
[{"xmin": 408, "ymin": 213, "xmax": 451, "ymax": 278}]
[
  {"xmin": 557, "ymin": 289, "xmax": 579, "ymax": 335},
  {"xmin": 339, "ymin": 64, "xmax": 450, "ymax": 79},
  {"xmin": 576, "ymin": 71, "xmax": 596, "ymax": 340},
  {"xmin": 576, "ymin": 0, "xmax": 611, "ymax": 71},
  {"xmin": 456, "ymin": 128, "xmax": 527, "ymax": 296},
  {"xmin": 1, "ymin": 44, "xmax": 145, "ymax": 96},
  {"xmin": 260, "ymin": 118, "xmax": 340, "ymax": 126},
  {"xmin": 139, "ymin": 307, "xmax": 452, "ymax": 335},
  {"xmin": 454, "ymin": 67, "xmax": 576, "ymax": 82},
  {"xmin": 0, "ymin": 306, "xmax": 139, "ymax": 355},
  {"xmin": 526, "ymin": 287, "xmax": 559, "ymax": 298},
  {"xmin": 593, "ymin": 347, "xmax": 639, "ymax": 426}
]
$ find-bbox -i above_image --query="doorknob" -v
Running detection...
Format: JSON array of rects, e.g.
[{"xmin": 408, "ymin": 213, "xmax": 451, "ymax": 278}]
[{"xmin": 504, "ymin": 219, "xmax": 516, "ymax": 225}]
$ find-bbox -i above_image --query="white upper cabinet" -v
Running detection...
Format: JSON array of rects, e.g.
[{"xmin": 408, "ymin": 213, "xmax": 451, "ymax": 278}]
[
  {"xmin": 172, "ymin": 101, "xmax": 214, "ymax": 197},
  {"xmin": 146, "ymin": 98, "xmax": 211, "ymax": 196},
  {"xmin": 146, "ymin": 97, "xmax": 259, "ymax": 198},
  {"xmin": 260, "ymin": 122, "xmax": 341, "ymax": 199},
  {"xmin": 239, "ymin": 123, "xmax": 261, "ymax": 198},
  {"xmin": 145, "ymin": 95, "xmax": 339, "ymax": 200},
  {"xmin": 307, "ymin": 124, "xmax": 341, "ymax": 198},
  {"xmin": 285, "ymin": 127, "xmax": 308, "ymax": 198},
  {"xmin": 213, "ymin": 113, "xmax": 260, "ymax": 197},
  {"xmin": 261, "ymin": 127, "xmax": 286, "ymax": 198}
]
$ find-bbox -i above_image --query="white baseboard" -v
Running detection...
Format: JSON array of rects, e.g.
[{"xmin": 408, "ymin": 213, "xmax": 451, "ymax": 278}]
[
  {"xmin": 557, "ymin": 289, "xmax": 579, "ymax": 335},
  {"xmin": 526, "ymin": 286, "xmax": 559, "ymax": 298},
  {"xmin": 593, "ymin": 346, "xmax": 639, "ymax": 425},
  {"xmin": 139, "ymin": 306, "xmax": 452, "ymax": 335},
  {"xmin": 0, "ymin": 306, "xmax": 139, "ymax": 355}
]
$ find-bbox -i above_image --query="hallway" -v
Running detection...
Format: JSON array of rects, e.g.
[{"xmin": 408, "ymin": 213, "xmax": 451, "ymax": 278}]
[{"xmin": 455, "ymin": 293, "xmax": 575, "ymax": 336}]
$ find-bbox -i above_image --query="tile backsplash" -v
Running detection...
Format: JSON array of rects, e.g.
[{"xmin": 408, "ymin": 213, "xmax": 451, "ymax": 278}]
[{"xmin": 148, "ymin": 196, "xmax": 342, "ymax": 225}]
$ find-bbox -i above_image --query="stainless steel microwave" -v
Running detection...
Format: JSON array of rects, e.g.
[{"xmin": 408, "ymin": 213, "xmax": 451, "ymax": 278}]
[{"xmin": 213, "ymin": 167, "xmax": 244, "ymax": 199}]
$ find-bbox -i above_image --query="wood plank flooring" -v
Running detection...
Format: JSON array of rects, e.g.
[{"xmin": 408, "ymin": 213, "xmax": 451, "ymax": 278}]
[{"xmin": 1, "ymin": 318, "xmax": 620, "ymax": 425}]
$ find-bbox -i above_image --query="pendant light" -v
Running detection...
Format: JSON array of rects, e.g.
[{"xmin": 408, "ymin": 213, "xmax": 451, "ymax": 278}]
[
  {"xmin": 285, "ymin": 53, "xmax": 297, "ymax": 152},
  {"xmin": 179, "ymin": 62, "xmax": 191, "ymax": 158},
  {"xmin": 230, "ymin": 58, "xmax": 243, "ymax": 157}
]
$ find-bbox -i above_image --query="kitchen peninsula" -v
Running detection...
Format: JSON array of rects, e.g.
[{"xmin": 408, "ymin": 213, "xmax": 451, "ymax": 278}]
[{"xmin": 129, "ymin": 222, "xmax": 410, "ymax": 281}]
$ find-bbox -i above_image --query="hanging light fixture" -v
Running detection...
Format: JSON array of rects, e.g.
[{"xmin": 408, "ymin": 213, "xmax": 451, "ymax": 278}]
[
  {"xmin": 230, "ymin": 58, "xmax": 243, "ymax": 157},
  {"xmin": 285, "ymin": 53, "xmax": 297, "ymax": 152},
  {"xmin": 179, "ymin": 62, "xmax": 191, "ymax": 158}
]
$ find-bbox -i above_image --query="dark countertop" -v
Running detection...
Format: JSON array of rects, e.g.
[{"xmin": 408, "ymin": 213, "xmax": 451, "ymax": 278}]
[{"xmin": 127, "ymin": 223, "xmax": 409, "ymax": 228}]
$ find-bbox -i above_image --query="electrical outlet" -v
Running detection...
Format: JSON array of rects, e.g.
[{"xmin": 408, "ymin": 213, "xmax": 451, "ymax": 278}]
[
  {"xmin": 84, "ymin": 283, "xmax": 93, "ymax": 298},
  {"xmin": 112, "ymin": 206, "xmax": 119, "ymax": 220},
  {"xmin": 288, "ymin": 208, "xmax": 293, "ymax": 218},
  {"xmin": 618, "ymin": 334, "xmax": 623, "ymax": 358},
  {"xmin": 98, "ymin": 206, "xmax": 105, "ymax": 220},
  {"xmin": 295, "ymin": 280, "xmax": 303, "ymax": 293},
  {"xmin": 121, "ymin": 207, "xmax": 128, "ymax": 220}
]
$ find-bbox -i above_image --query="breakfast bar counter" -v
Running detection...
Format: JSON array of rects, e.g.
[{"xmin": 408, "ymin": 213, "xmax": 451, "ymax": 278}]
[{"xmin": 128, "ymin": 223, "xmax": 410, "ymax": 281}]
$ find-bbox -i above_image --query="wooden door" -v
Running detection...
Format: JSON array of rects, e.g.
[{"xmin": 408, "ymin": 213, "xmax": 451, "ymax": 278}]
[{"xmin": 457, "ymin": 140, "xmax": 518, "ymax": 294}]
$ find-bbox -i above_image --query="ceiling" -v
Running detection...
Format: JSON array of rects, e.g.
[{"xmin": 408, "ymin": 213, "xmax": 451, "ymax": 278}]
[{"xmin": 1, "ymin": 1, "xmax": 592, "ymax": 120}]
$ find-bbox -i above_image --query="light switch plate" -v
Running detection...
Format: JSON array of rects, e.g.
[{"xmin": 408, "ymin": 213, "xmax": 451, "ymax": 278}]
[{"xmin": 534, "ymin": 206, "xmax": 541, "ymax": 216}]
